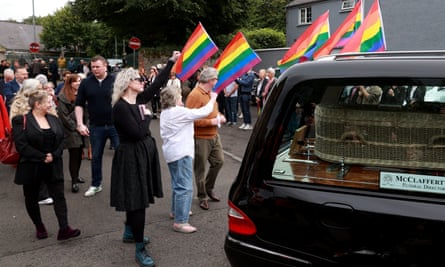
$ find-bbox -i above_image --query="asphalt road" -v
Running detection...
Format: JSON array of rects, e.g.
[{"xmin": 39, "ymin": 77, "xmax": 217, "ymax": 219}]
[{"xmin": 0, "ymin": 106, "xmax": 257, "ymax": 267}]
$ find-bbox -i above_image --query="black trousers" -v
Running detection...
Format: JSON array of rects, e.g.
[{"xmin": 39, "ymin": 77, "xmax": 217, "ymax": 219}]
[
  {"xmin": 68, "ymin": 147, "xmax": 83, "ymax": 183},
  {"xmin": 22, "ymin": 164, "xmax": 68, "ymax": 229},
  {"xmin": 151, "ymin": 96, "xmax": 161, "ymax": 114}
]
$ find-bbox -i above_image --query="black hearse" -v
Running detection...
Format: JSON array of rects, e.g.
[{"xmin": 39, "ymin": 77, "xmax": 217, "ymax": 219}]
[{"xmin": 225, "ymin": 51, "xmax": 445, "ymax": 266}]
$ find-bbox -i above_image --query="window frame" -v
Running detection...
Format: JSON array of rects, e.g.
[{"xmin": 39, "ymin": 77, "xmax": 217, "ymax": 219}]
[
  {"xmin": 299, "ymin": 7, "xmax": 312, "ymax": 25},
  {"xmin": 341, "ymin": 0, "xmax": 356, "ymax": 11}
]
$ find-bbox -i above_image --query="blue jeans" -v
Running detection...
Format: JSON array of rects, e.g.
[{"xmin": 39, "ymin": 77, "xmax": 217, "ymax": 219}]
[
  {"xmin": 168, "ymin": 156, "xmax": 193, "ymax": 224},
  {"xmin": 239, "ymin": 94, "xmax": 251, "ymax": 124},
  {"xmin": 225, "ymin": 96, "xmax": 238, "ymax": 123},
  {"xmin": 89, "ymin": 125, "xmax": 119, "ymax": 187}
]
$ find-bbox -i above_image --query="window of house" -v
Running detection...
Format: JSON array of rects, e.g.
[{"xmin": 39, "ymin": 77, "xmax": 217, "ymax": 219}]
[
  {"xmin": 341, "ymin": 0, "xmax": 355, "ymax": 11},
  {"xmin": 299, "ymin": 7, "xmax": 312, "ymax": 25}
]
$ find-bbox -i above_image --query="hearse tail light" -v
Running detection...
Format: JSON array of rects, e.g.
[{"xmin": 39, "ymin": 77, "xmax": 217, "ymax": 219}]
[{"xmin": 227, "ymin": 201, "xmax": 257, "ymax": 235}]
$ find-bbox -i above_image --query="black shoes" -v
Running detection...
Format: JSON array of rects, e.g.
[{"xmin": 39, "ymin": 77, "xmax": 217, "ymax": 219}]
[
  {"xmin": 72, "ymin": 183, "xmax": 79, "ymax": 193},
  {"xmin": 36, "ymin": 223, "xmax": 48, "ymax": 239},
  {"xmin": 72, "ymin": 177, "xmax": 85, "ymax": 192},
  {"xmin": 57, "ymin": 226, "xmax": 81, "ymax": 240}
]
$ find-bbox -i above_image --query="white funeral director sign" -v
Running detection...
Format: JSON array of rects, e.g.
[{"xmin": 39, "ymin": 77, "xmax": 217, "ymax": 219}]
[{"xmin": 380, "ymin": 171, "xmax": 445, "ymax": 194}]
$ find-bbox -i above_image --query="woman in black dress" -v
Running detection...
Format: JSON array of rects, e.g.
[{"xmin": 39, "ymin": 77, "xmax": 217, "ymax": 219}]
[{"xmin": 110, "ymin": 51, "xmax": 180, "ymax": 267}]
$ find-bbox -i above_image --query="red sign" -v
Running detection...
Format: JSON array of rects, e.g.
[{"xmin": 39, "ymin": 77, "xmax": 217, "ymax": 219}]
[
  {"xmin": 128, "ymin": 37, "xmax": 141, "ymax": 50},
  {"xmin": 29, "ymin": 42, "xmax": 40, "ymax": 53}
]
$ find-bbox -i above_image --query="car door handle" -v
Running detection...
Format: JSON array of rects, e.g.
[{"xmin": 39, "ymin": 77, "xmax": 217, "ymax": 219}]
[{"xmin": 320, "ymin": 202, "xmax": 354, "ymax": 230}]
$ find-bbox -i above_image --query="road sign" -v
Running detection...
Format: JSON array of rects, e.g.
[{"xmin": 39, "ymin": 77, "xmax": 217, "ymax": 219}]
[
  {"xmin": 128, "ymin": 37, "xmax": 141, "ymax": 50},
  {"xmin": 29, "ymin": 42, "xmax": 40, "ymax": 53}
]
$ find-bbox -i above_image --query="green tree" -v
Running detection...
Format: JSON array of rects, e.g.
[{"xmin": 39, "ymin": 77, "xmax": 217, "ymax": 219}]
[
  {"xmin": 248, "ymin": 0, "xmax": 289, "ymax": 31},
  {"xmin": 39, "ymin": 6, "xmax": 114, "ymax": 57},
  {"xmin": 72, "ymin": 0, "xmax": 252, "ymax": 48},
  {"xmin": 244, "ymin": 28, "xmax": 286, "ymax": 49}
]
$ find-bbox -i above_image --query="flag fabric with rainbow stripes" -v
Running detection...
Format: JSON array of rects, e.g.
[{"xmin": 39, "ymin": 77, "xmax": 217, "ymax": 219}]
[
  {"xmin": 213, "ymin": 32, "xmax": 261, "ymax": 93},
  {"xmin": 341, "ymin": 0, "xmax": 386, "ymax": 53},
  {"xmin": 277, "ymin": 10, "xmax": 330, "ymax": 71},
  {"xmin": 314, "ymin": 0, "xmax": 362, "ymax": 59},
  {"xmin": 173, "ymin": 22, "xmax": 218, "ymax": 81}
]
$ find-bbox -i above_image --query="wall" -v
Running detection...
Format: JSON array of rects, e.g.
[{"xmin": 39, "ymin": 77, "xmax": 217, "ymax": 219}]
[{"xmin": 286, "ymin": 0, "xmax": 445, "ymax": 51}]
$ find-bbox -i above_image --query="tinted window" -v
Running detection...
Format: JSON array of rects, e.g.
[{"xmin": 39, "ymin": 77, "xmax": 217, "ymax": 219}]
[{"xmin": 273, "ymin": 79, "xmax": 445, "ymax": 197}]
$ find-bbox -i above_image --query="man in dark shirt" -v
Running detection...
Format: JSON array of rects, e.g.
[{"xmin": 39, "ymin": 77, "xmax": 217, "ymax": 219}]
[
  {"xmin": 3, "ymin": 66, "xmax": 28, "ymax": 112},
  {"xmin": 236, "ymin": 69, "xmax": 256, "ymax": 130},
  {"xmin": 75, "ymin": 55, "xmax": 118, "ymax": 197},
  {"xmin": 0, "ymin": 68, "xmax": 14, "ymax": 99}
]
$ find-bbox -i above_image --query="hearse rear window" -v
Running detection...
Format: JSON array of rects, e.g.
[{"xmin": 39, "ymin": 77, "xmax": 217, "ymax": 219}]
[{"xmin": 273, "ymin": 81, "xmax": 445, "ymax": 196}]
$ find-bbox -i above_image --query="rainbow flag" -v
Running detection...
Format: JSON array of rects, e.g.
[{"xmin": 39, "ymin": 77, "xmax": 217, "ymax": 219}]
[
  {"xmin": 213, "ymin": 32, "xmax": 261, "ymax": 93},
  {"xmin": 277, "ymin": 10, "xmax": 330, "ymax": 71},
  {"xmin": 341, "ymin": 0, "xmax": 386, "ymax": 53},
  {"xmin": 314, "ymin": 0, "xmax": 362, "ymax": 59},
  {"xmin": 173, "ymin": 22, "xmax": 218, "ymax": 81}
]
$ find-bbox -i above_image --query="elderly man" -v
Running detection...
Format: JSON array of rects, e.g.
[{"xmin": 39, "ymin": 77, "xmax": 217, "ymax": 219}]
[
  {"xmin": 3, "ymin": 66, "xmax": 28, "ymax": 112},
  {"xmin": 185, "ymin": 67, "xmax": 226, "ymax": 210},
  {"xmin": 0, "ymin": 68, "xmax": 14, "ymax": 99}
]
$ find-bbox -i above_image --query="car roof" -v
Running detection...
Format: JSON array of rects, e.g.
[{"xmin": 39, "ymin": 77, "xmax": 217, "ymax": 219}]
[{"xmin": 280, "ymin": 51, "xmax": 445, "ymax": 86}]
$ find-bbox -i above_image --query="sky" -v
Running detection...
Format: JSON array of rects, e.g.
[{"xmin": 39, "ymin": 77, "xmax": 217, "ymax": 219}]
[{"xmin": 0, "ymin": 0, "xmax": 70, "ymax": 22}]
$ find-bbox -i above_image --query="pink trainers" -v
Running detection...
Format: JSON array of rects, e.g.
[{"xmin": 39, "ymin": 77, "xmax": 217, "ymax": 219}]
[{"xmin": 173, "ymin": 223, "xmax": 197, "ymax": 233}]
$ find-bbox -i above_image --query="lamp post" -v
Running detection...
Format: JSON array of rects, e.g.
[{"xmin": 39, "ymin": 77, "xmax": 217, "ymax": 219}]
[{"xmin": 32, "ymin": 0, "xmax": 36, "ymax": 43}]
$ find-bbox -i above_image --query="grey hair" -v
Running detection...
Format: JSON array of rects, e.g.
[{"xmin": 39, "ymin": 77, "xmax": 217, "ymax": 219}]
[
  {"xmin": 9, "ymin": 79, "xmax": 42, "ymax": 120},
  {"xmin": 3, "ymin": 68, "xmax": 13, "ymax": 77},
  {"xmin": 35, "ymin": 74, "xmax": 48, "ymax": 86},
  {"xmin": 199, "ymin": 67, "xmax": 218, "ymax": 83},
  {"xmin": 160, "ymin": 85, "xmax": 182, "ymax": 110},
  {"xmin": 112, "ymin": 67, "xmax": 139, "ymax": 106},
  {"xmin": 20, "ymin": 79, "xmax": 41, "ymax": 96},
  {"xmin": 266, "ymin": 67, "xmax": 276, "ymax": 76}
]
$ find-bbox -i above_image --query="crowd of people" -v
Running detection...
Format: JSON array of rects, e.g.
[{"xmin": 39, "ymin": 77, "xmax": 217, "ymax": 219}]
[{"xmin": 0, "ymin": 50, "xmax": 278, "ymax": 266}]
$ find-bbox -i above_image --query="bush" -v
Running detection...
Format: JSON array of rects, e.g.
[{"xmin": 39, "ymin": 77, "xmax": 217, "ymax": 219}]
[{"xmin": 244, "ymin": 28, "xmax": 286, "ymax": 49}]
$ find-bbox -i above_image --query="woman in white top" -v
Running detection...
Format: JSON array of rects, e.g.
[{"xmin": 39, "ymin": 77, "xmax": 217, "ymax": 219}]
[
  {"xmin": 166, "ymin": 72, "xmax": 181, "ymax": 89},
  {"xmin": 159, "ymin": 85, "xmax": 217, "ymax": 233}
]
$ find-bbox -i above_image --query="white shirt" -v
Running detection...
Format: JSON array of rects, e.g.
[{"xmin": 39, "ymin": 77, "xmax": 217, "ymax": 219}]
[
  {"xmin": 160, "ymin": 101, "xmax": 214, "ymax": 163},
  {"xmin": 224, "ymin": 81, "xmax": 238, "ymax": 98},
  {"xmin": 166, "ymin": 78, "xmax": 181, "ymax": 88}
]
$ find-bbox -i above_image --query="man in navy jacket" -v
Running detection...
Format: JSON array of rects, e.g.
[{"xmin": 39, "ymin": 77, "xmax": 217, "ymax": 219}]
[{"xmin": 3, "ymin": 66, "xmax": 28, "ymax": 113}]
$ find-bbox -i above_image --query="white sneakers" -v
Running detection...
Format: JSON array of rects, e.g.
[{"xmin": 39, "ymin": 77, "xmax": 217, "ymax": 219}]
[
  {"xmin": 239, "ymin": 123, "xmax": 253, "ymax": 130},
  {"xmin": 84, "ymin": 185, "xmax": 103, "ymax": 197},
  {"xmin": 243, "ymin": 124, "xmax": 253, "ymax": 130},
  {"xmin": 38, "ymin": 197, "xmax": 54, "ymax": 205}
]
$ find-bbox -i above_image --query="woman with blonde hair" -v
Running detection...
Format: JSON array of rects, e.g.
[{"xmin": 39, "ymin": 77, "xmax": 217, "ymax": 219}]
[
  {"xmin": 9, "ymin": 79, "xmax": 43, "ymax": 121},
  {"xmin": 110, "ymin": 51, "xmax": 179, "ymax": 267},
  {"xmin": 10, "ymin": 78, "xmax": 58, "ymax": 204},
  {"xmin": 12, "ymin": 89, "xmax": 80, "ymax": 241}
]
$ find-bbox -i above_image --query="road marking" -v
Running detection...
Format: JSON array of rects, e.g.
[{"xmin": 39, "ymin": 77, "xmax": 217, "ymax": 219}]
[{"xmin": 223, "ymin": 150, "xmax": 243, "ymax": 163}]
